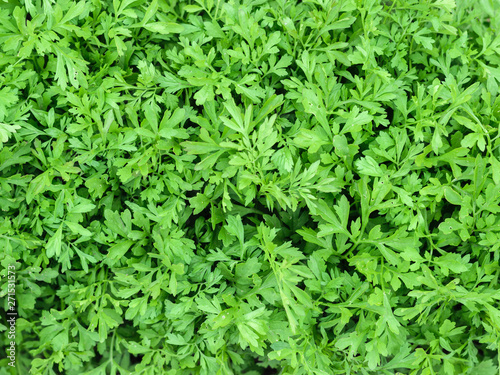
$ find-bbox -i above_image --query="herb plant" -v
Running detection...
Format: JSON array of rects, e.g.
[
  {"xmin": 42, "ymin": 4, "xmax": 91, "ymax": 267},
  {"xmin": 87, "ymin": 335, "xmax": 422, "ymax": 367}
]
[{"xmin": 1, "ymin": 0, "xmax": 500, "ymax": 374}]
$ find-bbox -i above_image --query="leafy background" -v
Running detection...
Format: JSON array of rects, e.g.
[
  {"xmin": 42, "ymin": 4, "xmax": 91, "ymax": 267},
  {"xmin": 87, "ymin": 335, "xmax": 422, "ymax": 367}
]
[{"xmin": 1, "ymin": 0, "xmax": 500, "ymax": 374}]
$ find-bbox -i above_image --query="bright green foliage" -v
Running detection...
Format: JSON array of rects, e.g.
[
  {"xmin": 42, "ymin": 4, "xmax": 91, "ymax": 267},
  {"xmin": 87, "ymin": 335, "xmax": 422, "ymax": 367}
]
[{"xmin": 1, "ymin": 0, "xmax": 500, "ymax": 374}]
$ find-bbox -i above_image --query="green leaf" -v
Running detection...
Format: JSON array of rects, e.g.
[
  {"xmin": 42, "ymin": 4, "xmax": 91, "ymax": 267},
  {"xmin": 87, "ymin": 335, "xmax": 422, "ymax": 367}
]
[
  {"xmin": 189, "ymin": 193, "xmax": 210, "ymax": 214},
  {"xmin": 355, "ymin": 156, "xmax": 384, "ymax": 177},
  {"xmin": 469, "ymin": 360, "xmax": 499, "ymax": 375},
  {"xmin": 106, "ymin": 240, "xmax": 134, "ymax": 263},
  {"xmin": 144, "ymin": 22, "xmax": 184, "ymax": 34},
  {"xmin": 26, "ymin": 171, "xmax": 51, "ymax": 204},
  {"xmin": 443, "ymin": 186, "xmax": 462, "ymax": 205},
  {"xmin": 377, "ymin": 243, "xmax": 400, "ymax": 266},
  {"xmin": 315, "ymin": 200, "xmax": 349, "ymax": 237},
  {"xmin": 65, "ymin": 221, "xmax": 93, "ymax": 237},
  {"xmin": 490, "ymin": 156, "xmax": 500, "ymax": 185},
  {"xmin": 435, "ymin": 253, "xmax": 470, "ymax": 275},
  {"xmin": 340, "ymin": 107, "xmax": 373, "ymax": 135},
  {"xmin": 226, "ymin": 214, "xmax": 244, "ymax": 248},
  {"xmin": 0, "ymin": 123, "xmax": 20, "ymax": 146},
  {"xmin": 438, "ymin": 218, "xmax": 464, "ymax": 235},
  {"xmin": 46, "ymin": 225, "xmax": 63, "ymax": 258},
  {"xmin": 184, "ymin": 4, "xmax": 203, "ymax": 12}
]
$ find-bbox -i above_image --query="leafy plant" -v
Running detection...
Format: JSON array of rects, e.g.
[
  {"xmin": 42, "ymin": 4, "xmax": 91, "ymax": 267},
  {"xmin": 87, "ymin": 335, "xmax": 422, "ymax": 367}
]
[{"xmin": 1, "ymin": 0, "xmax": 500, "ymax": 374}]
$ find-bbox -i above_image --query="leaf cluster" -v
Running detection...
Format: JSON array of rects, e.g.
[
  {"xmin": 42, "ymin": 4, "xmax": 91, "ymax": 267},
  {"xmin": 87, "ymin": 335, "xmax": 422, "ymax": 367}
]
[{"xmin": 1, "ymin": 0, "xmax": 500, "ymax": 374}]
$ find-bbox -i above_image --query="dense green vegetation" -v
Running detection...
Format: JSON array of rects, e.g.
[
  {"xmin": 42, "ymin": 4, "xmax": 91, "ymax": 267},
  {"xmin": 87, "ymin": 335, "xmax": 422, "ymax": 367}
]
[{"xmin": 1, "ymin": 0, "xmax": 500, "ymax": 374}]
